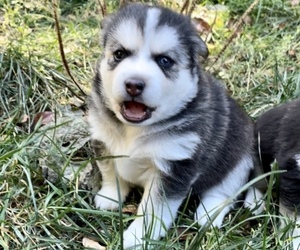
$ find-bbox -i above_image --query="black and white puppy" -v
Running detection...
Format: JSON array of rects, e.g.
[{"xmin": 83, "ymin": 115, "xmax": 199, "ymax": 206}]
[
  {"xmin": 88, "ymin": 3, "xmax": 260, "ymax": 248},
  {"xmin": 255, "ymin": 98, "xmax": 300, "ymax": 249}
]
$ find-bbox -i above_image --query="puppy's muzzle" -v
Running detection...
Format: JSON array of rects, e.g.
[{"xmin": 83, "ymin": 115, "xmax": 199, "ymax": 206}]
[
  {"xmin": 121, "ymin": 78, "xmax": 154, "ymax": 123},
  {"xmin": 125, "ymin": 78, "xmax": 145, "ymax": 97}
]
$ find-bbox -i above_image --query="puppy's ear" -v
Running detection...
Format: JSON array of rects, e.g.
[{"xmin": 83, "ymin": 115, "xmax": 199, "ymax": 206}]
[
  {"xmin": 197, "ymin": 37, "xmax": 209, "ymax": 60},
  {"xmin": 190, "ymin": 19, "xmax": 209, "ymax": 59},
  {"xmin": 100, "ymin": 14, "xmax": 113, "ymax": 30},
  {"xmin": 100, "ymin": 14, "xmax": 115, "ymax": 47}
]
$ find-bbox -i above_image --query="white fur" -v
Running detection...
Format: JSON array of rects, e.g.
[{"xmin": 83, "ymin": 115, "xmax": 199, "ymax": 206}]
[
  {"xmin": 123, "ymin": 180, "xmax": 183, "ymax": 249},
  {"xmin": 113, "ymin": 18, "xmax": 144, "ymax": 53},
  {"xmin": 195, "ymin": 155, "xmax": 253, "ymax": 227},
  {"xmin": 295, "ymin": 154, "xmax": 300, "ymax": 169},
  {"xmin": 132, "ymin": 133, "xmax": 201, "ymax": 160},
  {"xmin": 244, "ymin": 186, "xmax": 265, "ymax": 214},
  {"xmin": 280, "ymin": 206, "xmax": 300, "ymax": 250},
  {"xmin": 94, "ymin": 159, "xmax": 131, "ymax": 210},
  {"xmin": 91, "ymin": 127, "xmax": 201, "ymax": 186},
  {"xmin": 292, "ymin": 216, "xmax": 300, "ymax": 250}
]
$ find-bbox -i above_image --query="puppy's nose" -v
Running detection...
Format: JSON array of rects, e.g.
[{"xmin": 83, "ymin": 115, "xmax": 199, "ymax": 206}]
[{"xmin": 125, "ymin": 79, "xmax": 145, "ymax": 97}]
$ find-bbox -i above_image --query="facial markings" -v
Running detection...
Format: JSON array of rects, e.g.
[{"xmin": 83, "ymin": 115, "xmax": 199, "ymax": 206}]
[
  {"xmin": 106, "ymin": 42, "xmax": 133, "ymax": 71},
  {"xmin": 104, "ymin": 18, "xmax": 142, "ymax": 71},
  {"xmin": 105, "ymin": 6, "xmax": 193, "ymax": 81},
  {"xmin": 100, "ymin": 5, "xmax": 201, "ymax": 125},
  {"xmin": 114, "ymin": 18, "xmax": 143, "ymax": 52},
  {"xmin": 143, "ymin": 9, "xmax": 183, "ymax": 79}
]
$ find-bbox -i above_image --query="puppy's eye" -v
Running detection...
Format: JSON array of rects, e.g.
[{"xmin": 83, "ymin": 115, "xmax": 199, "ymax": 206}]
[
  {"xmin": 155, "ymin": 55, "xmax": 174, "ymax": 68},
  {"xmin": 113, "ymin": 50, "xmax": 127, "ymax": 61}
]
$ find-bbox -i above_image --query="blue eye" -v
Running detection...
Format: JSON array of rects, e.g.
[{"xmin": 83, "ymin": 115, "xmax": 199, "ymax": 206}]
[{"xmin": 156, "ymin": 55, "xmax": 174, "ymax": 68}]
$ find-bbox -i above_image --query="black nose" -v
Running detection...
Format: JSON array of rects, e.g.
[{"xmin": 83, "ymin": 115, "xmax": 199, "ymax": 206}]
[{"xmin": 125, "ymin": 79, "xmax": 145, "ymax": 97}]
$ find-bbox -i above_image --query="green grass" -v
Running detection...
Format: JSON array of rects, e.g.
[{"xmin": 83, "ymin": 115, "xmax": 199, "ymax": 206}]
[{"xmin": 0, "ymin": 0, "xmax": 300, "ymax": 249}]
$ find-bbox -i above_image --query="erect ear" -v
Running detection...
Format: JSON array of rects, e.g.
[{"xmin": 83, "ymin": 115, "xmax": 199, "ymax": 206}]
[
  {"xmin": 100, "ymin": 14, "xmax": 114, "ymax": 30},
  {"xmin": 99, "ymin": 14, "xmax": 115, "ymax": 47}
]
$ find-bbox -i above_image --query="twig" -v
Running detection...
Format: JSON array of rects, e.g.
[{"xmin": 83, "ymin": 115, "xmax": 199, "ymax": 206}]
[
  {"xmin": 205, "ymin": 6, "xmax": 217, "ymax": 44},
  {"xmin": 52, "ymin": 0, "xmax": 87, "ymax": 100},
  {"xmin": 180, "ymin": 0, "xmax": 190, "ymax": 14},
  {"xmin": 209, "ymin": 0, "xmax": 260, "ymax": 68},
  {"xmin": 97, "ymin": 0, "xmax": 107, "ymax": 17},
  {"xmin": 119, "ymin": 0, "xmax": 126, "ymax": 8},
  {"xmin": 187, "ymin": 0, "xmax": 197, "ymax": 16}
]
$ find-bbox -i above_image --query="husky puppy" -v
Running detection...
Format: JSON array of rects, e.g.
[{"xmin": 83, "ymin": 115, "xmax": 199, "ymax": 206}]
[
  {"xmin": 88, "ymin": 3, "xmax": 259, "ymax": 248},
  {"xmin": 255, "ymin": 98, "xmax": 300, "ymax": 249}
]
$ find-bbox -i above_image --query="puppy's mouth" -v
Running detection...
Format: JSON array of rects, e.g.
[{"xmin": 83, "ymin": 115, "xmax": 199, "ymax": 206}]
[{"xmin": 121, "ymin": 100, "xmax": 154, "ymax": 123}]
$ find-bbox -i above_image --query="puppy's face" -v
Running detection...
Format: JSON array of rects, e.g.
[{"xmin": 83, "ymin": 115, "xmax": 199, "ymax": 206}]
[{"xmin": 98, "ymin": 5, "xmax": 207, "ymax": 126}]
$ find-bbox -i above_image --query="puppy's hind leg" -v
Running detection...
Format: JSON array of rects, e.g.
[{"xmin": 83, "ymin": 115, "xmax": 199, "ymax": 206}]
[
  {"xmin": 278, "ymin": 154, "xmax": 300, "ymax": 250},
  {"xmin": 195, "ymin": 156, "xmax": 253, "ymax": 228}
]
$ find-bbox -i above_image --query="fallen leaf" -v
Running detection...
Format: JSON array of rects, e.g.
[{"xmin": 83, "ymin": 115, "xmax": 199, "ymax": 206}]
[
  {"xmin": 30, "ymin": 111, "xmax": 54, "ymax": 132},
  {"xmin": 176, "ymin": 226, "xmax": 197, "ymax": 241},
  {"xmin": 290, "ymin": 0, "xmax": 300, "ymax": 6},
  {"xmin": 82, "ymin": 237, "xmax": 106, "ymax": 250},
  {"xmin": 287, "ymin": 49, "xmax": 297, "ymax": 59},
  {"xmin": 19, "ymin": 114, "xmax": 29, "ymax": 124},
  {"xmin": 70, "ymin": 97, "xmax": 86, "ymax": 109},
  {"xmin": 15, "ymin": 114, "xmax": 30, "ymax": 128},
  {"xmin": 122, "ymin": 204, "xmax": 138, "ymax": 214},
  {"xmin": 278, "ymin": 22, "xmax": 286, "ymax": 29},
  {"xmin": 192, "ymin": 17, "xmax": 211, "ymax": 33},
  {"xmin": 242, "ymin": 15, "xmax": 252, "ymax": 25}
]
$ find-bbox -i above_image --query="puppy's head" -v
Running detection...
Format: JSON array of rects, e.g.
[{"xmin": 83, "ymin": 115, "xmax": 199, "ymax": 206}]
[{"xmin": 97, "ymin": 4, "xmax": 208, "ymax": 126}]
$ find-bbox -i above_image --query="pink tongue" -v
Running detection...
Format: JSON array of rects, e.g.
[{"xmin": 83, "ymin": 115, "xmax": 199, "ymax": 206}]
[{"xmin": 124, "ymin": 101, "xmax": 146, "ymax": 119}]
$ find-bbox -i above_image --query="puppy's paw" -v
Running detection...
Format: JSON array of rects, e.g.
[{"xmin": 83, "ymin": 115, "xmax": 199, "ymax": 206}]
[
  {"xmin": 195, "ymin": 197, "xmax": 230, "ymax": 228},
  {"xmin": 195, "ymin": 207, "xmax": 224, "ymax": 228},
  {"xmin": 94, "ymin": 187, "xmax": 120, "ymax": 210},
  {"xmin": 123, "ymin": 227, "xmax": 143, "ymax": 249},
  {"xmin": 244, "ymin": 187, "xmax": 265, "ymax": 215},
  {"xmin": 123, "ymin": 217, "xmax": 166, "ymax": 249},
  {"xmin": 123, "ymin": 218, "xmax": 145, "ymax": 249},
  {"xmin": 292, "ymin": 227, "xmax": 300, "ymax": 250}
]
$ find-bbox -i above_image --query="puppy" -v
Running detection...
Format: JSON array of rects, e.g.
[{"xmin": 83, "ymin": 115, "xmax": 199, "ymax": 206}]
[
  {"xmin": 255, "ymin": 98, "xmax": 300, "ymax": 249},
  {"xmin": 88, "ymin": 3, "xmax": 260, "ymax": 248}
]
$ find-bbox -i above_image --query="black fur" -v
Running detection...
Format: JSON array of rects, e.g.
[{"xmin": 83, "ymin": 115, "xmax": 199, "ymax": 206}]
[
  {"xmin": 160, "ymin": 73, "xmax": 254, "ymax": 199},
  {"xmin": 255, "ymin": 98, "xmax": 300, "ymax": 213}
]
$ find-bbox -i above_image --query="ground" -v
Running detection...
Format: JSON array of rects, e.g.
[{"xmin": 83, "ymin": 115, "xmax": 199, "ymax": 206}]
[{"xmin": 0, "ymin": 0, "xmax": 300, "ymax": 249}]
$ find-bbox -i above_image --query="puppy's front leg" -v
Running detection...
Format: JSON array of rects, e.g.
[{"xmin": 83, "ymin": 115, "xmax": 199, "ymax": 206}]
[
  {"xmin": 123, "ymin": 180, "xmax": 183, "ymax": 249},
  {"xmin": 95, "ymin": 160, "xmax": 130, "ymax": 210},
  {"xmin": 92, "ymin": 140, "xmax": 130, "ymax": 210}
]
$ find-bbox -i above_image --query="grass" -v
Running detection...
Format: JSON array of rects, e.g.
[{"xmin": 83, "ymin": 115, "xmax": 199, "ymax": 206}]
[{"xmin": 0, "ymin": 0, "xmax": 300, "ymax": 249}]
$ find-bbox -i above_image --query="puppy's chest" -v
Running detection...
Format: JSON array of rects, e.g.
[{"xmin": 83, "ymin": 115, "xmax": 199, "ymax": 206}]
[
  {"xmin": 105, "ymin": 128, "xmax": 157, "ymax": 186},
  {"xmin": 110, "ymin": 137, "xmax": 157, "ymax": 187},
  {"xmin": 95, "ymin": 123, "xmax": 201, "ymax": 185},
  {"xmin": 115, "ymin": 157, "xmax": 155, "ymax": 186}
]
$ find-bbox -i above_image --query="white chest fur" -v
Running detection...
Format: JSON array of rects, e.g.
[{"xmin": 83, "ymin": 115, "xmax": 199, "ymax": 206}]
[
  {"xmin": 89, "ymin": 113, "xmax": 201, "ymax": 187},
  {"xmin": 115, "ymin": 157, "xmax": 156, "ymax": 186}
]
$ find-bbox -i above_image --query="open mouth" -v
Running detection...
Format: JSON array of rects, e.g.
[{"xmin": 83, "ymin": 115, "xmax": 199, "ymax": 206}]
[{"xmin": 121, "ymin": 100, "xmax": 154, "ymax": 123}]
